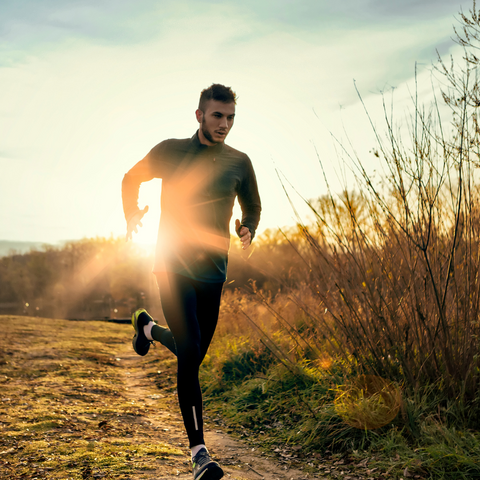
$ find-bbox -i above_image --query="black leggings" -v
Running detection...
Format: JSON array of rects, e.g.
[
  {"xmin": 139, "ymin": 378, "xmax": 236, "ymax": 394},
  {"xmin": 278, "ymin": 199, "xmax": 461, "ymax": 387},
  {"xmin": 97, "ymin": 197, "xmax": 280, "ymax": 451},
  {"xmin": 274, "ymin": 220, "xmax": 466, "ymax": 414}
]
[{"xmin": 154, "ymin": 272, "xmax": 224, "ymax": 448}]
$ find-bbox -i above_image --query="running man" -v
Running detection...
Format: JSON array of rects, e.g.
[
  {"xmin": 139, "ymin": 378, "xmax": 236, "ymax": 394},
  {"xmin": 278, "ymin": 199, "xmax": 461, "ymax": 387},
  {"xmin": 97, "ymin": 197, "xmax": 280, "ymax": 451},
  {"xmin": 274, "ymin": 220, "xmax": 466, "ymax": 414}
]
[{"xmin": 122, "ymin": 84, "xmax": 261, "ymax": 480}]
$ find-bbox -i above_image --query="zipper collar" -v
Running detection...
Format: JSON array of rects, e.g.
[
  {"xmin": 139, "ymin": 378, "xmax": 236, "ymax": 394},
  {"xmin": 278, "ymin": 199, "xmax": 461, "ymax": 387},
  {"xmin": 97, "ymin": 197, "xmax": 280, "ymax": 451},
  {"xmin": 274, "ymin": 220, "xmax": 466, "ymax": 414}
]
[{"xmin": 190, "ymin": 130, "xmax": 225, "ymax": 155}]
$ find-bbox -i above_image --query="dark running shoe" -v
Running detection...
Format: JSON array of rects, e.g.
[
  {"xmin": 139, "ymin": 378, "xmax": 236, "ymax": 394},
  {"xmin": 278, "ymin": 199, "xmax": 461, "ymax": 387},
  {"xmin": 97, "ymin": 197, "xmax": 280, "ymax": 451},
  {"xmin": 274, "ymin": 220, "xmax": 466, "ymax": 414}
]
[
  {"xmin": 131, "ymin": 308, "xmax": 154, "ymax": 356},
  {"xmin": 192, "ymin": 448, "xmax": 224, "ymax": 480}
]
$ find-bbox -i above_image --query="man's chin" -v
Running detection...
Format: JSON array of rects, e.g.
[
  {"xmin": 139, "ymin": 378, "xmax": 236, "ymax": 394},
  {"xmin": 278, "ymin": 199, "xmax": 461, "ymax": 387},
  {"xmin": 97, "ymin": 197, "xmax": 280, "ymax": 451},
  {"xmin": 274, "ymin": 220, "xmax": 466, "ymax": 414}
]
[{"xmin": 201, "ymin": 127, "xmax": 227, "ymax": 145}]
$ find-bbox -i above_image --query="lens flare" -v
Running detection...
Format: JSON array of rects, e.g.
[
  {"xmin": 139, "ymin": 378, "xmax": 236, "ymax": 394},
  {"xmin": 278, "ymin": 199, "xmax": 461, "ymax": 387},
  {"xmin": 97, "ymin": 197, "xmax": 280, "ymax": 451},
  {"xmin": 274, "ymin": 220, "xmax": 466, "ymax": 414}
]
[{"xmin": 334, "ymin": 375, "xmax": 401, "ymax": 430}]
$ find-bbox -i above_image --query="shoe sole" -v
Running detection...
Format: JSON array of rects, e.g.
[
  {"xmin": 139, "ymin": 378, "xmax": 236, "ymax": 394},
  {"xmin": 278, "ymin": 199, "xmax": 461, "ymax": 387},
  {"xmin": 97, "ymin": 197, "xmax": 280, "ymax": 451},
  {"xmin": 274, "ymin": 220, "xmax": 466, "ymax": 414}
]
[
  {"xmin": 196, "ymin": 464, "xmax": 224, "ymax": 480},
  {"xmin": 131, "ymin": 309, "xmax": 151, "ymax": 356}
]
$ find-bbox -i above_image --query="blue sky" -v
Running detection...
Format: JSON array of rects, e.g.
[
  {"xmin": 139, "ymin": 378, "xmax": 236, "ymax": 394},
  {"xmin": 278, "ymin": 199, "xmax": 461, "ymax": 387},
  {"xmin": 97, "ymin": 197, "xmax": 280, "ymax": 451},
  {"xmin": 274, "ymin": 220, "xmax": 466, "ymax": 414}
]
[{"xmin": 0, "ymin": 0, "xmax": 467, "ymax": 244}]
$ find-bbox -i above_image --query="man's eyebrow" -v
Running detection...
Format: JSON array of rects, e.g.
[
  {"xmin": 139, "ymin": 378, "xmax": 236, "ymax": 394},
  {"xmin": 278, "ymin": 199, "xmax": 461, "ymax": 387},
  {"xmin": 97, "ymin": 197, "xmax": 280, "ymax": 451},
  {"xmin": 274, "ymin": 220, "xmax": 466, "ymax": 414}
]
[{"xmin": 213, "ymin": 111, "xmax": 235, "ymax": 116}]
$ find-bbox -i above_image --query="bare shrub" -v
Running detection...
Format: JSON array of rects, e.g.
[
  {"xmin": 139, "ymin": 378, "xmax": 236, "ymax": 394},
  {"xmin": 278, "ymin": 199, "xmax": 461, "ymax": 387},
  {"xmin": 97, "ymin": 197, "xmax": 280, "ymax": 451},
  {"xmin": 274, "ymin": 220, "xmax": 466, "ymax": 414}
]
[{"xmin": 240, "ymin": 3, "xmax": 480, "ymax": 420}]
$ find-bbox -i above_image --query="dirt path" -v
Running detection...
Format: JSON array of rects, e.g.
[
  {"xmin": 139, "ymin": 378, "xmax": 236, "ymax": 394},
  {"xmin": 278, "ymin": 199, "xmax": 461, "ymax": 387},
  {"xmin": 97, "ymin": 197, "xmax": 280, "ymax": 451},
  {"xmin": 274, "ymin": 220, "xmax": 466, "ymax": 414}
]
[
  {"xmin": 115, "ymin": 347, "xmax": 317, "ymax": 480},
  {"xmin": 0, "ymin": 317, "xmax": 327, "ymax": 479}
]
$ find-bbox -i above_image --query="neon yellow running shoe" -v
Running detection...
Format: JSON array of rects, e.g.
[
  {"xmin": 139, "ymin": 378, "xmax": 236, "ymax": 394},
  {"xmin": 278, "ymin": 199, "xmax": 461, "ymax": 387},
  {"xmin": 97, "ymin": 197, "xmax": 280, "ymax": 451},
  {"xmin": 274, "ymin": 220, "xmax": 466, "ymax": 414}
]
[
  {"xmin": 192, "ymin": 448, "xmax": 224, "ymax": 480},
  {"xmin": 131, "ymin": 308, "xmax": 154, "ymax": 356}
]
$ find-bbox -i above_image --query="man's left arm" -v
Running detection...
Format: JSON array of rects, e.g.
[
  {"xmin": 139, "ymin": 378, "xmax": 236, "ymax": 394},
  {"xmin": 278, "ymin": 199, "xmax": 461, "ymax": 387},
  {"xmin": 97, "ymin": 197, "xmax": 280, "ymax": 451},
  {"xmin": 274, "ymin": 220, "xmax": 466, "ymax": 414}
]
[{"xmin": 236, "ymin": 156, "xmax": 262, "ymax": 249}]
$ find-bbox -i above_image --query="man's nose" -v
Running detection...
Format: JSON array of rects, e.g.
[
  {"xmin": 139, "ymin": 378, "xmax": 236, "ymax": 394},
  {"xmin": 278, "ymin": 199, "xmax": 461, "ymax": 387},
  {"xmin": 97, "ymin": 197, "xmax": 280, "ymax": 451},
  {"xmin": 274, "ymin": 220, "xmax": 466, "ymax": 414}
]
[{"xmin": 219, "ymin": 117, "xmax": 228, "ymax": 128}]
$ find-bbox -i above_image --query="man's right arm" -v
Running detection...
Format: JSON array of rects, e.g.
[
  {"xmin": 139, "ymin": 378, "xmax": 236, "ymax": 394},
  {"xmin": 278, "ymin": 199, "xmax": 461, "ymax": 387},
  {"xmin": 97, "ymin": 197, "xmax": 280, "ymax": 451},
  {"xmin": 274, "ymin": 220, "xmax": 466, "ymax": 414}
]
[{"xmin": 122, "ymin": 157, "xmax": 155, "ymax": 241}]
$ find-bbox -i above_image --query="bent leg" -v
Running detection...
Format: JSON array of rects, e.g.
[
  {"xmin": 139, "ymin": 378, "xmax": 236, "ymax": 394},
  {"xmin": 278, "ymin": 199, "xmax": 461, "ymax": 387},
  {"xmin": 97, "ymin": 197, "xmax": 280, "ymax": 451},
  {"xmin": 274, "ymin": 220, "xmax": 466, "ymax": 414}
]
[{"xmin": 151, "ymin": 322, "xmax": 177, "ymax": 355}]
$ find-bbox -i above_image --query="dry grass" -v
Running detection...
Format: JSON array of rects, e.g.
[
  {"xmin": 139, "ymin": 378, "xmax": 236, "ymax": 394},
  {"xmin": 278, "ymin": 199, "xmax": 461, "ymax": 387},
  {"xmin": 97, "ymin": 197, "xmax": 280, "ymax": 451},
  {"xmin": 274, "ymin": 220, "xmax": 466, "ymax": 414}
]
[{"xmin": 0, "ymin": 315, "xmax": 187, "ymax": 480}]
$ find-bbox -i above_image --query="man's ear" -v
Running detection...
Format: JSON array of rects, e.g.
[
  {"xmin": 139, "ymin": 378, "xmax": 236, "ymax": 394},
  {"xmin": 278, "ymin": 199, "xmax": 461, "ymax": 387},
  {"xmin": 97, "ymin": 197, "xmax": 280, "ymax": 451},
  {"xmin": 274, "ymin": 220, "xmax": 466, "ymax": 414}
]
[{"xmin": 195, "ymin": 109, "xmax": 203, "ymax": 124}]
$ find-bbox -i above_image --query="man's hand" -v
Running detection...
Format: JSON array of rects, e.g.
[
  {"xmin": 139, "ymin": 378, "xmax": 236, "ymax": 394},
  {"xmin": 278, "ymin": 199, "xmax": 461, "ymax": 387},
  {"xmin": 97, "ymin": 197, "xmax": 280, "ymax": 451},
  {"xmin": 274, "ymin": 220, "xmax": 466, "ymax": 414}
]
[
  {"xmin": 126, "ymin": 206, "xmax": 149, "ymax": 241},
  {"xmin": 235, "ymin": 219, "xmax": 252, "ymax": 250}
]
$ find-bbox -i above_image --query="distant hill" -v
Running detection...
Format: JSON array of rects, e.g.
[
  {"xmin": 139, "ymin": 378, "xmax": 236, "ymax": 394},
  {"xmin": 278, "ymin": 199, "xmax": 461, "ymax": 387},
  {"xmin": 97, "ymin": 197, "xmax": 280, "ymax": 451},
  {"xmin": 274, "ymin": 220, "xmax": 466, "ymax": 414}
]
[{"xmin": 0, "ymin": 240, "xmax": 52, "ymax": 257}]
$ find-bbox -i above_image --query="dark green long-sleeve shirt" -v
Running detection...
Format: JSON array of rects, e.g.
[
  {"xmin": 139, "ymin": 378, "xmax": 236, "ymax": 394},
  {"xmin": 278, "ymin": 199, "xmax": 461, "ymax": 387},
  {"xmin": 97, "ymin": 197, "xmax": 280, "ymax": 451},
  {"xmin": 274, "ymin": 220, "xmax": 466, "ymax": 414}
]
[{"xmin": 122, "ymin": 131, "xmax": 262, "ymax": 282}]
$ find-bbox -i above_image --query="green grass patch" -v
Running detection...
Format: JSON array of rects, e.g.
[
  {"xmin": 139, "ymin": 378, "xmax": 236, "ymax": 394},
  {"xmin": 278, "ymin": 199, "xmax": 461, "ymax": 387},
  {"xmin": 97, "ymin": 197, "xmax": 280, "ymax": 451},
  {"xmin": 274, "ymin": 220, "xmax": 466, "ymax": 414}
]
[{"xmin": 201, "ymin": 333, "xmax": 480, "ymax": 480}]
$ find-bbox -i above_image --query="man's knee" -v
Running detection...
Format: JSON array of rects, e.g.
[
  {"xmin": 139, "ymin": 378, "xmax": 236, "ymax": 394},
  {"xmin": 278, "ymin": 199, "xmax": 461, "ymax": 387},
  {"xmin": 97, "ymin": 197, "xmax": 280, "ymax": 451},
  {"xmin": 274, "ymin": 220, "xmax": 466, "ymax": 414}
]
[{"xmin": 177, "ymin": 340, "xmax": 202, "ymax": 366}]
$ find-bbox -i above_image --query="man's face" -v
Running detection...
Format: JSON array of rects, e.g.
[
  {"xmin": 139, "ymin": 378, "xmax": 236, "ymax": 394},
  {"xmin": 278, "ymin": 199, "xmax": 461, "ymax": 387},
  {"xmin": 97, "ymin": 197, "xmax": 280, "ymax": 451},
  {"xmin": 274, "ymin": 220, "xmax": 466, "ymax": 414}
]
[{"xmin": 196, "ymin": 100, "xmax": 235, "ymax": 145}]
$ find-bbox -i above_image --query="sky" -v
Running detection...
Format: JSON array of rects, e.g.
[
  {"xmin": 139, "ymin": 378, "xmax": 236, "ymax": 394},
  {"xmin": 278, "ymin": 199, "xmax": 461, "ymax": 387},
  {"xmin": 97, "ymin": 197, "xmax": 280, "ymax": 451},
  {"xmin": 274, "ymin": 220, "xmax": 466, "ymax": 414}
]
[{"xmin": 0, "ymin": 0, "xmax": 468, "ymax": 246}]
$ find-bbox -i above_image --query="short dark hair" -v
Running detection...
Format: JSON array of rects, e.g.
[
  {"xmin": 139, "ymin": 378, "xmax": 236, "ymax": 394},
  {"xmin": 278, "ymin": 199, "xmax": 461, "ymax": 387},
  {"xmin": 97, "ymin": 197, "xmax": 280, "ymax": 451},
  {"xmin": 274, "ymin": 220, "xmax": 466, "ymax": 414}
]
[{"xmin": 198, "ymin": 84, "xmax": 237, "ymax": 112}]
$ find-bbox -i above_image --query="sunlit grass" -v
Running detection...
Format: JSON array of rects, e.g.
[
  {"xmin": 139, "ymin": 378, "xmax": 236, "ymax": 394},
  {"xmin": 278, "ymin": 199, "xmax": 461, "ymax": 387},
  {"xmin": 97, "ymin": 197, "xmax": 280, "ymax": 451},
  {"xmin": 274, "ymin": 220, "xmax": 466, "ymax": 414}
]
[
  {"xmin": 0, "ymin": 315, "xmax": 188, "ymax": 479},
  {"xmin": 201, "ymin": 296, "xmax": 480, "ymax": 480}
]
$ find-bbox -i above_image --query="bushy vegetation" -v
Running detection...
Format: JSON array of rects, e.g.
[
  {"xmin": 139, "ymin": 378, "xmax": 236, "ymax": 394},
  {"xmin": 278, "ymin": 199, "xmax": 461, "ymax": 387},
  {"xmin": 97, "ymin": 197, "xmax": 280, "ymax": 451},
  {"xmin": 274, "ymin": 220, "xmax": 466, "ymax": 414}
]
[
  {"xmin": 202, "ymin": 285, "xmax": 480, "ymax": 478},
  {"xmin": 200, "ymin": 4, "xmax": 480, "ymax": 479},
  {"xmin": 0, "ymin": 238, "xmax": 158, "ymax": 319},
  {"xmin": 0, "ymin": 229, "xmax": 303, "ymax": 320}
]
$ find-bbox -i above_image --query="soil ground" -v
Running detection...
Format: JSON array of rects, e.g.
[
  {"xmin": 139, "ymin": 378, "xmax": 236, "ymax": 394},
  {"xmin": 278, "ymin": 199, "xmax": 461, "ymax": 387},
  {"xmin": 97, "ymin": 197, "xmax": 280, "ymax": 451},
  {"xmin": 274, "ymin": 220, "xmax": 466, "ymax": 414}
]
[
  {"xmin": 120, "ymin": 349, "xmax": 316, "ymax": 480},
  {"xmin": 0, "ymin": 316, "xmax": 321, "ymax": 480}
]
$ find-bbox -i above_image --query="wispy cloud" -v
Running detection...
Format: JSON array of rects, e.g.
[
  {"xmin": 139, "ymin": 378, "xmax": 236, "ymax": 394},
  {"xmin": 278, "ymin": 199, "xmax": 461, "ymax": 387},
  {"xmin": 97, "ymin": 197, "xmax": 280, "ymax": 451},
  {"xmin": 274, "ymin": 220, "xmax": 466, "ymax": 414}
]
[{"xmin": 0, "ymin": 0, "xmax": 468, "ymax": 242}]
